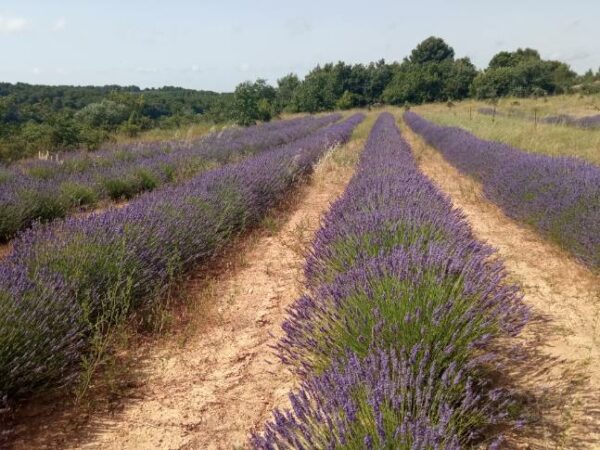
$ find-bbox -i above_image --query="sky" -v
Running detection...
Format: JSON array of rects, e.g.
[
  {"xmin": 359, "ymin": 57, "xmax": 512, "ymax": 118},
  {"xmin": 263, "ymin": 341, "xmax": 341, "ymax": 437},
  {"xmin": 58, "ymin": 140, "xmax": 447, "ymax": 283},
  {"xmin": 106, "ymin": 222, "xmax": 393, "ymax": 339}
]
[{"xmin": 1, "ymin": 0, "xmax": 599, "ymax": 92}]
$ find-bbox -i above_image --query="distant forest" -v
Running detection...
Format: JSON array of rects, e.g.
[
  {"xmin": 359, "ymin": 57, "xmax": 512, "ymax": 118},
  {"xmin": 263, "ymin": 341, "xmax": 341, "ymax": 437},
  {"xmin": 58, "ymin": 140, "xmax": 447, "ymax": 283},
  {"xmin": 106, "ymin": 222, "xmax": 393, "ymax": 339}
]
[{"xmin": 2, "ymin": 36, "xmax": 599, "ymax": 162}]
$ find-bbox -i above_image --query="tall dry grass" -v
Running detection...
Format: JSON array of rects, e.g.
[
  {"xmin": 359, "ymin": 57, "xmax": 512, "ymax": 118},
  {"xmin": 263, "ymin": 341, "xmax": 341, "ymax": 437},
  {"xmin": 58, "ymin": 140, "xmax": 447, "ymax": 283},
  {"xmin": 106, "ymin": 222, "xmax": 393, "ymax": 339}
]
[{"xmin": 414, "ymin": 95, "xmax": 600, "ymax": 165}]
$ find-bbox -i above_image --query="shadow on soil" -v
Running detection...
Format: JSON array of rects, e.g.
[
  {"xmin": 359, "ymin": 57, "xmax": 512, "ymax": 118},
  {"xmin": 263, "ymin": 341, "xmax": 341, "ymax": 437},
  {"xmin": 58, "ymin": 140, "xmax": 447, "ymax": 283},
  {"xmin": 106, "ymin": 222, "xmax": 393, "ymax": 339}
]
[{"xmin": 496, "ymin": 309, "xmax": 599, "ymax": 449}]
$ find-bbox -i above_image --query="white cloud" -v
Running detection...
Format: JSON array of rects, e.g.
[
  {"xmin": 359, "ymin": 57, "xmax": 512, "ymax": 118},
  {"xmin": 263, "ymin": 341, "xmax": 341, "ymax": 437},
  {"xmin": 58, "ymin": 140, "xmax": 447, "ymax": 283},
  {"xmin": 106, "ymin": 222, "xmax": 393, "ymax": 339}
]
[
  {"xmin": 32, "ymin": 67, "xmax": 41, "ymax": 75},
  {"xmin": 191, "ymin": 64, "xmax": 200, "ymax": 72},
  {"xmin": 238, "ymin": 63, "xmax": 250, "ymax": 73},
  {"xmin": 0, "ymin": 16, "xmax": 28, "ymax": 33},
  {"xmin": 52, "ymin": 17, "xmax": 66, "ymax": 31}
]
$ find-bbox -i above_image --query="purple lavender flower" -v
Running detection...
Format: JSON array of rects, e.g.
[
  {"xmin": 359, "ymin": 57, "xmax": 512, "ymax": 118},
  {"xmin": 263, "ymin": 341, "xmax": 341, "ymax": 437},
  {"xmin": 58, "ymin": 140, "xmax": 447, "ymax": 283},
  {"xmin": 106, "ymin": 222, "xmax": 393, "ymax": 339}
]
[
  {"xmin": 0, "ymin": 114, "xmax": 364, "ymax": 404},
  {"xmin": 404, "ymin": 111, "xmax": 600, "ymax": 268},
  {"xmin": 0, "ymin": 114, "xmax": 341, "ymax": 242},
  {"xmin": 255, "ymin": 113, "xmax": 527, "ymax": 448}
]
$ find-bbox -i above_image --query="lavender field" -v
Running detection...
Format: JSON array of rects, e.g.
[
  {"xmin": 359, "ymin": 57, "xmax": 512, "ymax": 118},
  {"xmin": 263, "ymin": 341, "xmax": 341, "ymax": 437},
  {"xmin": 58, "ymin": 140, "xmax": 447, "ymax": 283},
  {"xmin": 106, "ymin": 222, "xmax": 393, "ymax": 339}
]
[
  {"xmin": 253, "ymin": 113, "xmax": 528, "ymax": 448},
  {"xmin": 0, "ymin": 114, "xmax": 340, "ymax": 242},
  {"xmin": 405, "ymin": 111, "xmax": 600, "ymax": 268},
  {"xmin": 2, "ymin": 107, "xmax": 599, "ymax": 448},
  {"xmin": 4, "ymin": 1, "xmax": 600, "ymax": 445},
  {"xmin": 0, "ymin": 114, "xmax": 363, "ymax": 404},
  {"xmin": 478, "ymin": 106, "xmax": 600, "ymax": 129}
]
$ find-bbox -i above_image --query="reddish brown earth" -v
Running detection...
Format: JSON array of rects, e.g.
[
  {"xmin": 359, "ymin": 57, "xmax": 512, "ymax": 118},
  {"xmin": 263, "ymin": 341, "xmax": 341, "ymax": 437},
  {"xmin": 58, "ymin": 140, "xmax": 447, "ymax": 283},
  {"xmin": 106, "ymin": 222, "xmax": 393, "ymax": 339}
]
[{"xmin": 0, "ymin": 242, "xmax": 11, "ymax": 260}]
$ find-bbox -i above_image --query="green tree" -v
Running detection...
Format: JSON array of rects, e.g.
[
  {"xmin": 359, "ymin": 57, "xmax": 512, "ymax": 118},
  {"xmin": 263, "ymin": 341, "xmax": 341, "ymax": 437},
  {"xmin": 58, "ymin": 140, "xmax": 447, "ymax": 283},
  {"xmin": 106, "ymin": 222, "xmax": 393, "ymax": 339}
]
[
  {"xmin": 383, "ymin": 38, "xmax": 475, "ymax": 105},
  {"xmin": 443, "ymin": 58, "xmax": 478, "ymax": 99},
  {"xmin": 383, "ymin": 63, "xmax": 443, "ymax": 104},
  {"xmin": 48, "ymin": 114, "xmax": 81, "ymax": 150},
  {"xmin": 472, "ymin": 49, "xmax": 577, "ymax": 98},
  {"xmin": 488, "ymin": 48, "xmax": 541, "ymax": 69},
  {"xmin": 365, "ymin": 59, "xmax": 396, "ymax": 104},
  {"xmin": 232, "ymin": 79, "xmax": 277, "ymax": 126},
  {"xmin": 335, "ymin": 90, "xmax": 359, "ymax": 110},
  {"xmin": 74, "ymin": 100, "xmax": 129, "ymax": 130},
  {"xmin": 408, "ymin": 36, "xmax": 455, "ymax": 64},
  {"xmin": 292, "ymin": 62, "xmax": 363, "ymax": 112},
  {"xmin": 292, "ymin": 65, "xmax": 337, "ymax": 112},
  {"xmin": 206, "ymin": 94, "xmax": 235, "ymax": 123},
  {"xmin": 276, "ymin": 74, "xmax": 301, "ymax": 112}
]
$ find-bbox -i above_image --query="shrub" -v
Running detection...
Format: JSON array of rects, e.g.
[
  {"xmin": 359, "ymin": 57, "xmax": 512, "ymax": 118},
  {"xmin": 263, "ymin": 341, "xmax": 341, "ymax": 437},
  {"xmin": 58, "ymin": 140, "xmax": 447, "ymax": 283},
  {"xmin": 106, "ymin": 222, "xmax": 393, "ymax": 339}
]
[{"xmin": 59, "ymin": 182, "xmax": 98, "ymax": 207}]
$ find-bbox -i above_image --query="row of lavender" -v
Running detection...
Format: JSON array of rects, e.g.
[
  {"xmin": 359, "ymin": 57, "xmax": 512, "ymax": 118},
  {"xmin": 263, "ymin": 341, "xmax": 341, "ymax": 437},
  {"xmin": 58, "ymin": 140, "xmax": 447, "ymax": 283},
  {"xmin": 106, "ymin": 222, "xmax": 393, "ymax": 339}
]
[
  {"xmin": 253, "ymin": 113, "xmax": 527, "ymax": 448},
  {"xmin": 0, "ymin": 114, "xmax": 340, "ymax": 242},
  {"xmin": 478, "ymin": 107, "xmax": 600, "ymax": 129},
  {"xmin": 540, "ymin": 113, "xmax": 600, "ymax": 128},
  {"xmin": 405, "ymin": 111, "xmax": 600, "ymax": 268},
  {"xmin": 0, "ymin": 114, "xmax": 363, "ymax": 406}
]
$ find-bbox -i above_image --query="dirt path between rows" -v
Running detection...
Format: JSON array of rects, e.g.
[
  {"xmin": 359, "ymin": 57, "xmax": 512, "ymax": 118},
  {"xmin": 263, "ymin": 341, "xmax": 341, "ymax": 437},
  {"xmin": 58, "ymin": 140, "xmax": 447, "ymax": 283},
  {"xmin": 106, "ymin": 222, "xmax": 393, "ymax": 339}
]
[
  {"xmin": 8, "ymin": 138, "xmax": 361, "ymax": 450},
  {"xmin": 404, "ymin": 125, "xmax": 600, "ymax": 449},
  {"xmin": 79, "ymin": 145, "xmax": 358, "ymax": 450}
]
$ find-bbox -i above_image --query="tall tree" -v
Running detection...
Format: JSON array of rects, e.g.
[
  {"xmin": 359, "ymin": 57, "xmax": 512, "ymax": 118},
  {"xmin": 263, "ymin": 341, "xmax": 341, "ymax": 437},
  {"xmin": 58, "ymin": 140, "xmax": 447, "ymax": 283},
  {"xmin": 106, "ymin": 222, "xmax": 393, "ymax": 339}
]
[
  {"xmin": 276, "ymin": 74, "xmax": 301, "ymax": 112},
  {"xmin": 408, "ymin": 36, "xmax": 455, "ymax": 64},
  {"xmin": 232, "ymin": 79, "xmax": 277, "ymax": 126},
  {"xmin": 472, "ymin": 49, "xmax": 577, "ymax": 98},
  {"xmin": 383, "ymin": 37, "xmax": 475, "ymax": 104}
]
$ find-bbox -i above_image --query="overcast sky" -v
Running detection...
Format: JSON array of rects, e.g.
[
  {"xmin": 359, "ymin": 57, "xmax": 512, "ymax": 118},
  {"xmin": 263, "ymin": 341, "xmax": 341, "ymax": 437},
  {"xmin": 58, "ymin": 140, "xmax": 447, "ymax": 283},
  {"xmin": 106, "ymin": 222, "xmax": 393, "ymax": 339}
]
[{"xmin": 1, "ymin": 0, "xmax": 598, "ymax": 92}]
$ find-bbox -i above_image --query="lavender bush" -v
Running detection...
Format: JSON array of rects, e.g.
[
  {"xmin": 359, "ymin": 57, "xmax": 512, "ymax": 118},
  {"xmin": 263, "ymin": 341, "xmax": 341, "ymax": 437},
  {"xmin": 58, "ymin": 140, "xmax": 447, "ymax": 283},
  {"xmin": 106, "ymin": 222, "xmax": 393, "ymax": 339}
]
[
  {"xmin": 405, "ymin": 111, "xmax": 600, "ymax": 268},
  {"xmin": 253, "ymin": 349, "xmax": 509, "ymax": 449},
  {"xmin": 0, "ymin": 114, "xmax": 340, "ymax": 242},
  {"xmin": 0, "ymin": 114, "xmax": 363, "ymax": 404},
  {"xmin": 477, "ymin": 107, "xmax": 500, "ymax": 117},
  {"xmin": 478, "ymin": 107, "xmax": 600, "ymax": 129},
  {"xmin": 254, "ymin": 113, "xmax": 527, "ymax": 448},
  {"xmin": 540, "ymin": 113, "xmax": 600, "ymax": 129}
]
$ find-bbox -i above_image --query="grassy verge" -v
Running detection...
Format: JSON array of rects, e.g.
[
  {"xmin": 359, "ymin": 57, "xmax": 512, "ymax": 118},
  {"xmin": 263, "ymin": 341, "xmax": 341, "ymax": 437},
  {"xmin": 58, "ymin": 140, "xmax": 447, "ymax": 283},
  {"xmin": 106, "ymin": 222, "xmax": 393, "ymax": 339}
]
[{"xmin": 413, "ymin": 96, "xmax": 600, "ymax": 165}]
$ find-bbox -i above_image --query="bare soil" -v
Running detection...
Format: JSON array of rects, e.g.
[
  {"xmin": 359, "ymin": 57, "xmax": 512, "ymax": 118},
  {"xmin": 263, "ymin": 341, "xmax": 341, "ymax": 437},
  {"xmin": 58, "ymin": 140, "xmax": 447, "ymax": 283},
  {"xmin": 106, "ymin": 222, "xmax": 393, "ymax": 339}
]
[
  {"xmin": 0, "ymin": 242, "xmax": 11, "ymax": 260},
  {"xmin": 404, "ymin": 125, "xmax": 600, "ymax": 449},
  {"xmin": 6, "ymin": 139, "xmax": 362, "ymax": 450}
]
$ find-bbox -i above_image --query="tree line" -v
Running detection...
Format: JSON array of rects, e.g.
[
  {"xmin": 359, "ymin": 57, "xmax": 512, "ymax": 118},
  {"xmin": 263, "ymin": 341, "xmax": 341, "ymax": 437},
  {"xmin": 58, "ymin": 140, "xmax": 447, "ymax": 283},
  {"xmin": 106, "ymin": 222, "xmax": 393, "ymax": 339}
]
[
  {"xmin": 231, "ymin": 37, "xmax": 599, "ymax": 125},
  {"xmin": 0, "ymin": 84, "xmax": 229, "ymax": 162},
  {"xmin": 2, "ymin": 36, "xmax": 599, "ymax": 161}
]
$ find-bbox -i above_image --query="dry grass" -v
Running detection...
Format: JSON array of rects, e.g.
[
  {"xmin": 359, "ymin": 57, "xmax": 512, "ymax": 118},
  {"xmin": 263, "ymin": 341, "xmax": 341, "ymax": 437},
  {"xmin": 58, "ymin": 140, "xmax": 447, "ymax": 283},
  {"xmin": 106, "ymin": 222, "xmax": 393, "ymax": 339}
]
[
  {"xmin": 413, "ymin": 95, "xmax": 600, "ymax": 164},
  {"xmin": 112, "ymin": 121, "xmax": 225, "ymax": 145},
  {"xmin": 0, "ymin": 242, "xmax": 12, "ymax": 260}
]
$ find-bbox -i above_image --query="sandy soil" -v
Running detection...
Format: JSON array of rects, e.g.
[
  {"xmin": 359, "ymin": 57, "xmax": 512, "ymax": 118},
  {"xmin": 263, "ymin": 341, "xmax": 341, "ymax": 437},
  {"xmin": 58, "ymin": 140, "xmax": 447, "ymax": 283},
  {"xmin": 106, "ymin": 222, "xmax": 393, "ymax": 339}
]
[
  {"xmin": 404, "ymin": 125, "xmax": 600, "ymax": 449},
  {"xmin": 6, "ymin": 138, "xmax": 361, "ymax": 450}
]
